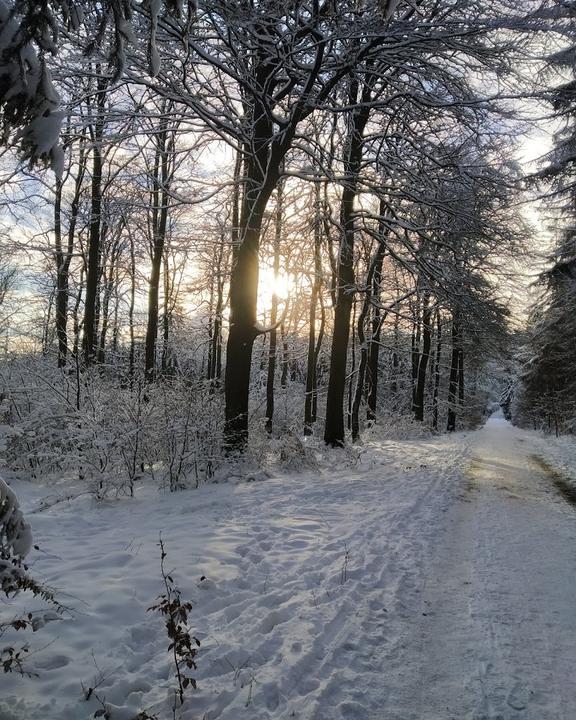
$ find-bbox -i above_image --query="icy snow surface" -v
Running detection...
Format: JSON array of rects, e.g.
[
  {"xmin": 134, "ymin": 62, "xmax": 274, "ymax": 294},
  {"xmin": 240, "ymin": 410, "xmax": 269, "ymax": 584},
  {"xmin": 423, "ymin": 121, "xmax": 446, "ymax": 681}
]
[{"xmin": 2, "ymin": 417, "xmax": 576, "ymax": 719}]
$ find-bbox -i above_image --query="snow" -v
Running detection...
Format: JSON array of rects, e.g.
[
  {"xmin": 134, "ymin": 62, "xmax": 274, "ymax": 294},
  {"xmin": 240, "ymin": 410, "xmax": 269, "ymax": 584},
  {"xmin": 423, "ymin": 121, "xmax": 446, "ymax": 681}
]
[
  {"xmin": 0, "ymin": 0, "xmax": 63, "ymax": 175},
  {"xmin": 0, "ymin": 475, "xmax": 33, "ymax": 593},
  {"xmin": 391, "ymin": 413, "xmax": 576, "ymax": 719},
  {"xmin": 3, "ymin": 417, "xmax": 576, "ymax": 718},
  {"xmin": 531, "ymin": 431, "xmax": 576, "ymax": 489}
]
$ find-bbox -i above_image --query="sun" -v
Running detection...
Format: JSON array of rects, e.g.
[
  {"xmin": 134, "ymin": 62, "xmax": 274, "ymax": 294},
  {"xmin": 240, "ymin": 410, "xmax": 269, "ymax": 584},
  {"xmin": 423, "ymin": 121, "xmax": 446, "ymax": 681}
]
[{"xmin": 258, "ymin": 266, "xmax": 292, "ymax": 315}]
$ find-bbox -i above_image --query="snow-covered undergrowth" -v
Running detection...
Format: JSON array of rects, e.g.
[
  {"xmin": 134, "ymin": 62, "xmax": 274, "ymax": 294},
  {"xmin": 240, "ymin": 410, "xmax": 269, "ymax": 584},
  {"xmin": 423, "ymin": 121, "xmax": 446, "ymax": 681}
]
[
  {"xmin": 0, "ymin": 475, "xmax": 32, "ymax": 593},
  {"xmin": 0, "ymin": 358, "xmax": 223, "ymax": 496},
  {"xmin": 529, "ymin": 431, "xmax": 576, "ymax": 489},
  {"xmin": 0, "ymin": 355, "xmax": 472, "ymax": 497},
  {"xmin": 1, "ymin": 432, "xmax": 471, "ymax": 720}
]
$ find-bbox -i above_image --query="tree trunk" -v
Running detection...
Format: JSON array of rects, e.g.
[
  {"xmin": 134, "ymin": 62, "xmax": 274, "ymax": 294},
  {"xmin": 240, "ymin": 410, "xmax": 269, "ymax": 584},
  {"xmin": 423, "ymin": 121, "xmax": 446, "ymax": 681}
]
[
  {"xmin": 347, "ymin": 297, "xmax": 357, "ymax": 431},
  {"xmin": 144, "ymin": 120, "xmax": 172, "ymax": 381},
  {"xmin": 224, "ymin": 144, "xmax": 276, "ymax": 445},
  {"xmin": 352, "ymin": 225, "xmax": 387, "ymax": 440},
  {"xmin": 312, "ymin": 293, "xmax": 326, "ymax": 423},
  {"xmin": 72, "ymin": 267, "xmax": 84, "ymax": 360},
  {"xmin": 82, "ymin": 68, "xmax": 107, "ymax": 365},
  {"xmin": 304, "ymin": 180, "xmax": 322, "ymax": 435},
  {"xmin": 111, "ymin": 258, "xmax": 120, "ymax": 360},
  {"xmin": 223, "ymin": 93, "xmax": 285, "ymax": 448},
  {"xmin": 224, "ymin": 227, "xmax": 262, "ymax": 447},
  {"xmin": 55, "ymin": 131, "xmax": 86, "ymax": 368},
  {"xmin": 128, "ymin": 234, "xmax": 136, "ymax": 385},
  {"xmin": 432, "ymin": 310, "xmax": 442, "ymax": 430},
  {"xmin": 324, "ymin": 240, "xmax": 355, "ymax": 446},
  {"xmin": 161, "ymin": 246, "xmax": 172, "ymax": 374},
  {"xmin": 213, "ymin": 249, "xmax": 224, "ymax": 383},
  {"xmin": 366, "ymin": 203, "xmax": 388, "ymax": 422},
  {"xmin": 207, "ymin": 263, "xmax": 215, "ymax": 380},
  {"xmin": 54, "ymin": 178, "xmax": 68, "ymax": 367},
  {"xmin": 447, "ymin": 317, "xmax": 460, "ymax": 432},
  {"xmin": 458, "ymin": 345, "xmax": 465, "ymax": 404},
  {"xmin": 324, "ymin": 81, "xmax": 371, "ymax": 447},
  {"xmin": 97, "ymin": 237, "xmax": 120, "ymax": 364},
  {"xmin": 414, "ymin": 292, "xmax": 432, "ymax": 422},
  {"xmin": 391, "ymin": 308, "xmax": 399, "ymax": 401},
  {"xmin": 411, "ymin": 298, "xmax": 421, "ymax": 412},
  {"xmin": 366, "ymin": 306, "xmax": 384, "ymax": 421},
  {"xmin": 43, "ymin": 290, "xmax": 55, "ymax": 354},
  {"xmin": 231, "ymin": 148, "xmax": 243, "ymax": 260},
  {"xmin": 265, "ymin": 180, "xmax": 283, "ymax": 433}
]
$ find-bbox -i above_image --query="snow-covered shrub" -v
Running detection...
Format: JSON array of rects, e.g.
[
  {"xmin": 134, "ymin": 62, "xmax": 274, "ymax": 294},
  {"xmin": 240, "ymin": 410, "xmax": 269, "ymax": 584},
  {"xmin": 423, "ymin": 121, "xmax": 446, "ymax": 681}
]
[
  {"xmin": 262, "ymin": 423, "xmax": 318, "ymax": 472},
  {"xmin": 0, "ymin": 477, "xmax": 65, "ymax": 675},
  {"xmin": 0, "ymin": 355, "xmax": 224, "ymax": 495},
  {"xmin": 361, "ymin": 409, "xmax": 433, "ymax": 441},
  {"xmin": 152, "ymin": 379, "xmax": 223, "ymax": 491},
  {"xmin": 0, "ymin": 477, "xmax": 32, "ymax": 594}
]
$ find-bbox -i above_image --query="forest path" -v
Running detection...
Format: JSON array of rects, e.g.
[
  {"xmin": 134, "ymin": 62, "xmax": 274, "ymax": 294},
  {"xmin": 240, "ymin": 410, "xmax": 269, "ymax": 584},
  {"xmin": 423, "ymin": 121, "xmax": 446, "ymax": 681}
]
[{"xmin": 398, "ymin": 415, "xmax": 576, "ymax": 720}]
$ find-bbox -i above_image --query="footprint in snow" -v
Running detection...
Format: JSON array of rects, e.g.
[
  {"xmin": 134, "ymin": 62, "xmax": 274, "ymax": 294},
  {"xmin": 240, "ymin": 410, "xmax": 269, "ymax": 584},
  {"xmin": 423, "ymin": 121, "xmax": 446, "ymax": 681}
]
[
  {"xmin": 507, "ymin": 681, "xmax": 530, "ymax": 711},
  {"xmin": 34, "ymin": 654, "xmax": 70, "ymax": 671},
  {"xmin": 340, "ymin": 701, "xmax": 369, "ymax": 719},
  {"xmin": 257, "ymin": 608, "xmax": 290, "ymax": 634}
]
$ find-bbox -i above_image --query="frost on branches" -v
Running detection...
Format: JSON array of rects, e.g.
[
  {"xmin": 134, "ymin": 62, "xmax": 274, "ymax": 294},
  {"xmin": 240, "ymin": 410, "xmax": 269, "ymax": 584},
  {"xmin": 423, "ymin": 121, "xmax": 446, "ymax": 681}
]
[{"xmin": 0, "ymin": 477, "xmax": 33, "ymax": 596}]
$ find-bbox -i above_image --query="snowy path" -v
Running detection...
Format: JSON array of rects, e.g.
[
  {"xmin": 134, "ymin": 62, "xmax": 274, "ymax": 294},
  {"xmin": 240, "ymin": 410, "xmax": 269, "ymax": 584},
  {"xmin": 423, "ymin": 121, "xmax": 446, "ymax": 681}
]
[
  {"xmin": 2, "ymin": 417, "xmax": 576, "ymax": 719},
  {"xmin": 399, "ymin": 416, "xmax": 576, "ymax": 720}
]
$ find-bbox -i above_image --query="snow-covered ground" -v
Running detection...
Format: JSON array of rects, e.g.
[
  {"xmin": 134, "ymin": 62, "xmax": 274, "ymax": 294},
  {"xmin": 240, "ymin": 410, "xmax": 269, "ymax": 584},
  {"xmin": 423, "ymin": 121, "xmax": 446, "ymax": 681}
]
[
  {"xmin": 393, "ymin": 415, "xmax": 576, "ymax": 720},
  {"xmin": 2, "ymin": 416, "xmax": 576, "ymax": 720}
]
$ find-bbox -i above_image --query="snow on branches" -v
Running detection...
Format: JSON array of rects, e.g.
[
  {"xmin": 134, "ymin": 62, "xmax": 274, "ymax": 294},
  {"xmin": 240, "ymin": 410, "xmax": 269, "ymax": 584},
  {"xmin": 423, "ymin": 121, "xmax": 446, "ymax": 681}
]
[
  {"xmin": 0, "ymin": 0, "xmax": 196, "ymax": 170},
  {"xmin": 0, "ymin": 0, "xmax": 64, "ymax": 174},
  {"xmin": 0, "ymin": 477, "xmax": 32, "ymax": 595}
]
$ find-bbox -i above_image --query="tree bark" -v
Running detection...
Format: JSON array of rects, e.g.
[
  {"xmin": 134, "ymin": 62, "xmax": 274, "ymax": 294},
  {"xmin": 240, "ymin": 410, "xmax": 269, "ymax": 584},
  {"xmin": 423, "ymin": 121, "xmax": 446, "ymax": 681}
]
[
  {"xmin": 55, "ymin": 132, "xmax": 86, "ymax": 368},
  {"xmin": 324, "ymin": 81, "xmax": 371, "ymax": 447},
  {"xmin": 53, "ymin": 177, "xmax": 68, "ymax": 367},
  {"xmin": 304, "ymin": 180, "xmax": 322, "ymax": 435},
  {"xmin": 347, "ymin": 297, "xmax": 357, "ymax": 431},
  {"xmin": 265, "ymin": 180, "xmax": 283, "ymax": 433},
  {"xmin": 161, "ymin": 247, "xmax": 171, "ymax": 374},
  {"xmin": 72, "ymin": 266, "xmax": 84, "ymax": 360},
  {"xmin": 312, "ymin": 293, "xmax": 326, "ymax": 423},
  {"xmin": 128, "ymin": 234, "xmax": 136, "ymax": 385},
  {"xmin": 223, "ymin": 97, "xmax": 287, "ymax": 448},
  {"xmin": 82, "ymin": 68, "xmax": 107, "ymax": 365},
  {"xmin": 447, "ymin": 317, "xmax": 461, "ymax": 432},
  {"xmin": 224, "ymin": 227, "xmax": 262, "ymax": 448},
  {"xmin": 352, "ymin": 225, "xmax": 387, "ymax": 440},
  {"xmin": 279, "ymin": 321, "xmax": 288, "ymax": 389},
  {"xmin": 391, "ymin": 309, "xmax": 399, "ymax": 401},
  {"xmin": 414, "ymin": 292, "xmax": 432, "ymax": 422},
  {"xmin": 458, "ymin": 345, "xmax": 465, "ymax": 404},
  {"xmin": 411, "ymin": 297, "xmax": 421, "ymax": 412},
  {"xmin": 144, "ymin": 119, "xmax": 172, "ymax": 381},
  {"xmin": 432, "ymin": 310, "xmax": 442, "ymax": 430},
  {"xmin": 213, "ymin": 246, "xmax": 224, "ymax": 383},
  {"xmin": 97, "ymin": 239, "xmax": 119, "ymax": 364}
]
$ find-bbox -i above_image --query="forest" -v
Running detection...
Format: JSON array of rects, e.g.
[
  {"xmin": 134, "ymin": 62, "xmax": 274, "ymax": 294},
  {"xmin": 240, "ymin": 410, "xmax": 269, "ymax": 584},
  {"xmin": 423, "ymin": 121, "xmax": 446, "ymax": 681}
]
[{"xmin": 1, "ymin": 2, "xmax": 576, "ymax": 720}]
